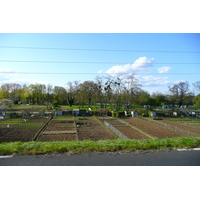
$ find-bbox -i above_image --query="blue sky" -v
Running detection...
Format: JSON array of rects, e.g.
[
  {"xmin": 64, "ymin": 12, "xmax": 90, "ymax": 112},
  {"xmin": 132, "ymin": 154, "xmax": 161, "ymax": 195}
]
[{"xmin": 0, "ymin": 33, "xmax": 200, "ymax": 94}]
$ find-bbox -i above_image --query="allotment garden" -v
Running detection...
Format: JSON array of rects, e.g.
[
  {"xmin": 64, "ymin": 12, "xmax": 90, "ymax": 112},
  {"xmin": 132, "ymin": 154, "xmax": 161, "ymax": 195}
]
[{"xmin": 0, "ymin": 105, "xmax": 200, "ymax": 144}]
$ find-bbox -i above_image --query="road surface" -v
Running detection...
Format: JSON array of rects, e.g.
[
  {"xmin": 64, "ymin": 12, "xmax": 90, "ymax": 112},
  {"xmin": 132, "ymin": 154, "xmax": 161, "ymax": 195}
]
[{"xmin": 1, "ymin": 148, "xmax": 200, "ymax": 166}]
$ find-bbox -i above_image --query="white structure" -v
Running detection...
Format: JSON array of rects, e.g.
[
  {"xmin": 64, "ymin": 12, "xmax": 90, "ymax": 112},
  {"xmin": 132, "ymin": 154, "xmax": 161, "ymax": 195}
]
[
  {"xmin": 124, "ymin": 111, "xmax": 128, "ymax": 116},
  {"xmin": 173, "ymin": 112, "xmax": 177, "ymax": 116},
  {"xmin": 144, "ymin": 105, "xmax": 151, "ymax": 108},
  {"xmin": 150, "ymin": 112, "xmax": 157, "ymax": 117},
  {"xmin": 162, "ymin": 105, "xmax": 169, "ymax": 109}
]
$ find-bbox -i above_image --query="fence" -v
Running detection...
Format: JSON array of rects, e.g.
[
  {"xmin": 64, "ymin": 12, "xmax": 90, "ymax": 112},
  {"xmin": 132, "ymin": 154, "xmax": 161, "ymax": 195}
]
[
  {"xmin": 73, "ymin": 115, "xmax": 79, "ymax": 141},
  {"xmin": 139, "ymin": 117, "xmax": 198, "ymax": 137},
  {"xmin": 32, "ymin": 116, "xmax": 53, "ymax": 141},
  {"xmin": 104, "ymin": 121, "xmax": 129, "ymax": 140}
]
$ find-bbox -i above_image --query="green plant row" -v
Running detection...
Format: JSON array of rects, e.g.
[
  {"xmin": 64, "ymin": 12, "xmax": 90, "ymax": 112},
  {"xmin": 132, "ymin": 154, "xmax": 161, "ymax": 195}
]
[
  {"xmin": 17, "ymin": 122, "xmax": 43, "ymax": 129},
  {"xmin": 1, "ymin": 137, "xmax": 200, "ymax": 155}
]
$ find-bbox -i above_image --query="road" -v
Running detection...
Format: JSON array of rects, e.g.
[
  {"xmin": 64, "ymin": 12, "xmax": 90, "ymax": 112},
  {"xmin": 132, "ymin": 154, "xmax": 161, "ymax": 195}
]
[{"xmin": 1, "ymin": 148, "xmax": 200, "ymax": 166}]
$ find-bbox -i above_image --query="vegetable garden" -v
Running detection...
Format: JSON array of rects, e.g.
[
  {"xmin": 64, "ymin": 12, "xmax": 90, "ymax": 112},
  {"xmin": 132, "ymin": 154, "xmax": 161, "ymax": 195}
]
[
  {"xmin": 0, "ymin": 118, "xmax": 49, "ymax": 143},
  {"xmin": 0, "ymin": 115, "xmax": 199, "ymax": 143}
]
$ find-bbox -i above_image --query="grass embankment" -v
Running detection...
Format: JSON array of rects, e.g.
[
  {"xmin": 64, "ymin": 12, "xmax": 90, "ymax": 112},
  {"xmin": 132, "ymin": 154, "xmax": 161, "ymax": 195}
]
[{"xmin": 1, "ymin": 137, "xmax": 200, "ymax": 155}]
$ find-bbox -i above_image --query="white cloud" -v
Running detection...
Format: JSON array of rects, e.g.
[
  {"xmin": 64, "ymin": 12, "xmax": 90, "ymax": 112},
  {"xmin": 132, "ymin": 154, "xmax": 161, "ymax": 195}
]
[
  {"xmin": 0, "ymin": 68, "xmax": 18, "ymax": 78},
  {"xmin": 0, "ymin": 68, "xmax": 50, "ymax": 86},
  {"xmin": 138, "ymin": 75, "xmax": 171, "ymax": 87},
  {"xmin": 98, "ymin": 69, "xmax": 105, "ymax": 74},
  {"xmin": 2, "ymin": 78, "xmax": 49, "ymax": 85},
  {"xmin": 106, "ymin": 57, "xmax": 154, "ymax": 76},
  {"xmin": 157, "ymin": 66, "xmax": 172, "ymax": 73}
]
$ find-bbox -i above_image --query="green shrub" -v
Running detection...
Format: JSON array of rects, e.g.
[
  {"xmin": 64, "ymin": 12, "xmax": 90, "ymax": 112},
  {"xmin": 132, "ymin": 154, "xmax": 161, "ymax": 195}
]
[
  {"xmin": 118, "ymin": 111, "xmax": 125, "ymax": 117},
  {"xmin": 112, "ymin": 112, "xmax": 118, "ymax": 118},
  {"xmin": 78, "ymin": 117, "xmax": 87, "ymax": 120}
]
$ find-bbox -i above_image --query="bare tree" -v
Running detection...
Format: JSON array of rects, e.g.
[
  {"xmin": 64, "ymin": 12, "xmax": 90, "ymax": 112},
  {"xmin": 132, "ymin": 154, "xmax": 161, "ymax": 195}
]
[
  {"xmin": 168, "ymin": 81, "xmax": 191, "ymax": 107},
  {"xmin": 193, "ymin": 81, "xmax": 200, "ymax": 94}
]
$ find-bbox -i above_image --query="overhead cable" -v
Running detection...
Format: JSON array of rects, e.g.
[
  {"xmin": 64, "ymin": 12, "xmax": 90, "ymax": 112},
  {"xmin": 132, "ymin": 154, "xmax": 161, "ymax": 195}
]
[
  {"xmin": 0, "ymin": 60, "xmax": 200, "ymax": 65},
  {"xmin": 0, "ymin": 46, "xmax": 200, "ymax": 53}
]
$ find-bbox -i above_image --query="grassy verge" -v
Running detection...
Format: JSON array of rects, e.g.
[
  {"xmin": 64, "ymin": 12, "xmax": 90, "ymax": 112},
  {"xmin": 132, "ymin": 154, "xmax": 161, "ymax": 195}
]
[{"xmin": 1, "ymin": 137, "xmax": 200, "ymax": 155}]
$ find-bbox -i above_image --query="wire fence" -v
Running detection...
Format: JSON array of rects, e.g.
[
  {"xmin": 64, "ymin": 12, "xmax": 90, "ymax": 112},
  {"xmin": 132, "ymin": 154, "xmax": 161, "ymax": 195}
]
[
  {"xmin": 32, "ymin": 116, "xmax": 53, "ymax": 141},
  {"xmin": 104, "ymin": 121, "xmax": 129, "ymax": 140}
]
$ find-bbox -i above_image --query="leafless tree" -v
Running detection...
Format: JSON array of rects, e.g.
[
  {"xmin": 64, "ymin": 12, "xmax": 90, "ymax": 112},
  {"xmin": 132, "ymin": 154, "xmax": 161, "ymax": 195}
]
[
  {"xmin": 193, "ymin": 81, "xmax": 200, "ymax": 94},
  {"xmin": 168, "ymin": 81, "xmax": 191, "ymax": 107}
]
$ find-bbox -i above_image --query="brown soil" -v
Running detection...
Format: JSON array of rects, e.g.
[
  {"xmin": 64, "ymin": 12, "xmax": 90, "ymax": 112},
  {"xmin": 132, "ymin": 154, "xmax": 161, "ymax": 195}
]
[
  {"xmin": 162, "ymin": 120, "xmax": 200, "ymax": 134},
  {"xmin": 75, "ymin": 117, "xmax": 117, "ymax": 141},
  {"xmin": 0, "ymin": 118, "xmax": 48, "ymax": 143},
  {"xmin": 38, "ymin": 134, "xmax": 77, "ymax": 141},
  {"xmin": 121, "ymin": 117, "xmax": 187, "ymax": 139},
  {"xmin": 114, "ymin": 125, "xmax": 151, "ymax": 140}
]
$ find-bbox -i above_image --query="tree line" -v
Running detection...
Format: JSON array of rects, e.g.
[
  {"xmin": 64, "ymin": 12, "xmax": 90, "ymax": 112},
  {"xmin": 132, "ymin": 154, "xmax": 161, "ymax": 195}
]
[{"xmin": 0, "ymin": 76, "xmax": 200, "ymax": 109}]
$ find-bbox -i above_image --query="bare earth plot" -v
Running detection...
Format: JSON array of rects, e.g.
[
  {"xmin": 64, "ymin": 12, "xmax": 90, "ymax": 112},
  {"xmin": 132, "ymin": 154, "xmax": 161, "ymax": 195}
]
[
  {"xmin": 38, "ymin": 119, "xmax": 78, "ymax": 141},
  {"xmin": 121, "ymin": 117, "xmax": 189, "ymax": 139},
  {"xmin": 0, "ymin": 118, "xmax": 48, "ymax": 143},
  {"xmin": 104, "ymin": 119, "xmax": 151, "ymax": 140},
  {"xmin": 161, "ymin": 120, "xmax": 200, "ymax": 135},
  {"xmin": 75, "ymin": 117, "xmax": 117, "ymax": 141},
  {"xmin": 38, "ymin": 134, "xmax": 77, "ymax": 141}
]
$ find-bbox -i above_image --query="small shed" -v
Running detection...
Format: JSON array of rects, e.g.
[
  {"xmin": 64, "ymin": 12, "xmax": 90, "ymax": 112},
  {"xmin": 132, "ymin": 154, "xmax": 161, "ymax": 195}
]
[
  {"xmin": 131, "ymin": 111, "xmax": 138, "ymax": 117},
  {"xmin": 72, "ymin": 109, "xmax": 80, "ymax": 116},
  {"xmin": 62, "ymin": 110, "xmax": 72, "ymax": 115},
  {"xmin": 162, "ymin": 105, "xmax": 169, "ymax": 109},
  {"xmin": 150, "ymin": 111, "xmax": 157, "ymax": 117},
  {"xmin": 192, "ymin": 111, "xmax": 195, "ymax": 117},
  {"xmin": 0, "ymin": 114, "xmax": 4, "ymax": 120},
  {"xmin": 55, "ymin": 110, "xmax": 63, "ymax": 116},
  {"xmin": 180, "ymin": 105, "xmax": 187, "ymax": 109},
  {"xmin": 144, "ymin": 105, "xmax": 151, "ymax": 108}
]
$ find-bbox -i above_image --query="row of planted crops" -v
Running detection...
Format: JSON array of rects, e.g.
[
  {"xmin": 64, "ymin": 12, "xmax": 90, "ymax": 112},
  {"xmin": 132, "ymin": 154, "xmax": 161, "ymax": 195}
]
[{"xmin": 0, "ymin": 115, "xmax": 200, "ymax": 143}]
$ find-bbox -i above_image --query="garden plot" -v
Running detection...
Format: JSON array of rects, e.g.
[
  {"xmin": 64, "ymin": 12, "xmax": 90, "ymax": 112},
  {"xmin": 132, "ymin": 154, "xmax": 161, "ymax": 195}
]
[
  {"xmin": 38, "ymin": 134, "xmax": 77, "ymax": 141},
  {"xmin": 0, "ymin": 118, "xmax": 49, "ymax": 143},
  {"xmin": 42, "ymin": 119, "xmax": 76, "ymax": 133},
  {"xmin": 161, "ymin": 120, "xmax": 200, "ymax": 135},
  {"xmin": 38, "ymin": 119, "xmax": 78, "ymax": 141},
  {"xmin": 122, "ymin": 117, "xmax": 188, "ymax": 139},
  {"xmin": 104, "ymin": 119, "xmax": 152, "ymax": 140},
  {"xmin": 75, "ymin": 117, "xmax": 117, "ymax": 141}
]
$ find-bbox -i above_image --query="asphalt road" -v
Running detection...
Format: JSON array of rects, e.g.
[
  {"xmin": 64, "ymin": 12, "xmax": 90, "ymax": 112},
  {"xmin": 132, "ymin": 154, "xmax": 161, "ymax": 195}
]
[{"xmin": 1, "ymin": 148, "xmax": 200, "ymax": 166}]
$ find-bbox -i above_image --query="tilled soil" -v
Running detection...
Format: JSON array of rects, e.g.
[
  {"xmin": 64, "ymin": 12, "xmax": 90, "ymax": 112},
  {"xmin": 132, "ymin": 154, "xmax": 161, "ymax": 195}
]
[
  {"xmin": 103, "ymin": 119, "xmax": 151, "ymax": 140},
  {"xmin": 38, "ymin": 134, "xmax": 77, "ymax": 141},
  {"xmin": 75, "ymin": 117, "xmax": 117, "ymax": 141},
  {"xmin": 0, "ymin": 118, "xmax": 49, "ymax": 143},
  {"xmin": 162, "ymin": 120, "xmax": 200, "ymax": 135},
  {"xmin": 112, "ymin": 125, "xmax": 151, "ymax": 140},
  {"xmin": 37, "ymin": 119, "xmax": 77, "ymax": 141},
  {"xmin": 122, "ymin": 117, "xmax": 187, "ymax": 139},
  {"xmin": 44, "ymin": 119, "xmax": 75, "ymax": 131},
  {"xmin": 0, "ymin": 128, "xmax": 39, "ymax": 142}
]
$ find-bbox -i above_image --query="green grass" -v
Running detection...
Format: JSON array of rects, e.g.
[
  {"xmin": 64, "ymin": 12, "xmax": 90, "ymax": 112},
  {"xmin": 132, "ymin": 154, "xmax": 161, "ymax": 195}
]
[
  {"xmin": 1, "ymin": 137, "xmax": 200, "ymax": 155},
  {"xmin": 78, "ymin": 117, "xmax": 87, "ymax": 120},
  {"xmin": 13, "ymin": 105, "xmax": 46, "ymax": 110},
  {"xmin": 17, "ymin": 122, "xmax": 43, "ymax": 129},
  {"xmin": 0, "ymin": 119, "xmax": 25, "ymax": 125},
  {"xmin": 54, "ymin": 115, "xmax": 73, "ymax": 119}
]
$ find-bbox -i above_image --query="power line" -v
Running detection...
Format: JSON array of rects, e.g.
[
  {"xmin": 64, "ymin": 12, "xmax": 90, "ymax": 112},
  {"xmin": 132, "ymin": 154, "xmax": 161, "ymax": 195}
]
[
  {"xmin": 0, "ymin": 71, "xmax": 199, "ymax": 75},
  {"xmin": 0, "ymin": 46, "xmax": 200, "ymax": 53},
  {"xmin": 0, "ymin": 60, "xmax": 200, "ymax": 65}
]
